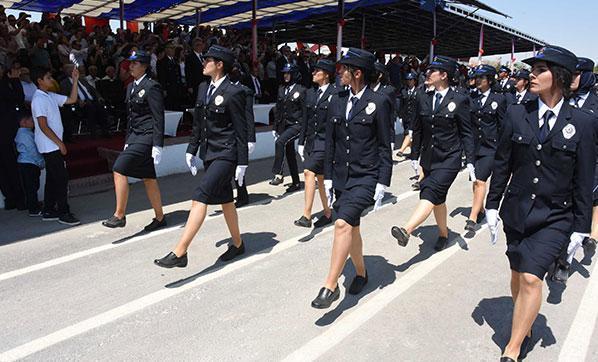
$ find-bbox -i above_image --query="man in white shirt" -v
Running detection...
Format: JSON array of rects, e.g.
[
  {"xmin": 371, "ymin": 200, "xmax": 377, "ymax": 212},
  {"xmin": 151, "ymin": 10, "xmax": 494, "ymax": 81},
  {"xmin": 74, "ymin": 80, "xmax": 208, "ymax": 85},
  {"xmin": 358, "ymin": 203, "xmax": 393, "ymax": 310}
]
[{"xmin": 30, "ymin": 66, "xmax": 81, "ymax": 226}]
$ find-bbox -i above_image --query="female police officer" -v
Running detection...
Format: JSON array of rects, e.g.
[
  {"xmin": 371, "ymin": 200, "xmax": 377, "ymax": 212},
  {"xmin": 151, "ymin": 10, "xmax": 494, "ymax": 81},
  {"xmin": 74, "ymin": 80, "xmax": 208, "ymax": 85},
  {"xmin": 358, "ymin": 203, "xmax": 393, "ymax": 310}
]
[
  {"xmin": 270, "ymin": 63, "xmax": 305, "ymax": 193},
  {"xmin": 102, "ymin": 50, "xmax": 166, "ymax": 231},
  {"xmin": 154, "ymin": 45, "xmax": 248, "ymax": 267},
  {"xmin": 311, "ymin": 48, "xmax": 392, "ymax": 309},
  {"xmin": 485, "ymin": 46, "xmax": 595, "ymax": 361},
  {"xmin": 294, "ymin": 59, "xmax": 336, "ymax": 228},
  {"xmin": 465, "ymin": 64, "xmax": 506, "ymax": 233},
  {"xmin": 390, "ymin": 56, "xmax": 474, "ymax": 252}
]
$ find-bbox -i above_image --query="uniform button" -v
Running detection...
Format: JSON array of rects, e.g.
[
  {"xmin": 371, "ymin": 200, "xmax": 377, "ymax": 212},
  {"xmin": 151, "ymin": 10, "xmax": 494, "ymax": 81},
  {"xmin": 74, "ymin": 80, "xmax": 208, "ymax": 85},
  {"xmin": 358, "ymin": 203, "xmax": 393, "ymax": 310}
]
[
  {"xmin": 431, "ymin": 145, "xmax": 434, "ymax": 148},
  {"xmin": 479, "ymin": 135, "xmax": 482, "ymax": 138},
  {"xmin": 531, "ymin": 194, "xmax": 536, "ymax": 200},
  {"xmin": 346, "ymin": 149, "xmax": 350, "ymax": 154},
  {"xmin": 536, "ymin": 144, "xmax": 542, "ymax": 150},
  {"xmin": 535, "ymin": 160, "xmax": 541, "ymax": 166},
  {"xmin": 431, "ymin": 125, "xmax": 435, "ymax": 128},
  {"xmin": 564, "ymin": 201, "xmax": 568, "ymax": 206},
  {"xmin": 346, "ymin": 136, "xmax": 350, "ymax": 140},
  {"xmin": 346, "ymin": 162, "xmax": 349, "ymax": 166},
  {"xmin": 533, "ymin": 177, "xmax": 538, "ymax": 184},
  {"xmin": 563, "ymin": 145, "xmax": 567, "ymax": 149},
  {"xmin": 518, "ymin": 136, "xmax": 522, "ymax": 141}
]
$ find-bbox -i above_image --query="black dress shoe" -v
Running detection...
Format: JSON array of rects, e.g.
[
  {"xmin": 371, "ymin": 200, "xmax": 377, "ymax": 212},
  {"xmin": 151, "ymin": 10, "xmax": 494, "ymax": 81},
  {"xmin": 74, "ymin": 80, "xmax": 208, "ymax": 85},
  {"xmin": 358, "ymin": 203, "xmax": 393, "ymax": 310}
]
[
  {"xmin": 584, "ymin": 237, "xmax": 597, "ymax": 248},
  {"xmin": 269, "ymin": 176, "xmax": 284, "ymax": 185},
  {"xmin": 464, "ymin": 219, "xmax": 476, "ymax": 232},
  {"xmin": 313, "ymin": 215, "xmax": 333, "ymax": 228},
  {"xmin": 294, "ymin": 216, "xmax": 312, "ymax": 227},
  {"xmin": 219, "ymin": 241, "xmax": 245, "ymax": 261},
  {"xmin": 348, "ymin": 271, "xmax": 368, "ymax": 295},
  {"xmin": 311, "ymin": 286, "xmax": 340, "ymax": 309},
  {"xmin": 144, "ymin": 217, "xmax": 167, "ymax": 232},
  {"xmin": 499, "ymin": 357, "xmax": 516, "ymax": 362},
  {"xmin": 391, "ymin": 226, "xmax": 410, "ymax": 247},
  {"xmin": 154, "ymin": 252, "xmax": 188, "ymax": 268},
  {"xmin": 102, "ymin": 215, "xmax": 126, "ymax": 228},
  {"xmin": 285, "ymin": 183, "xmax": 301, "ymax": 193},
  {"xmin": 551, "ymin": 260, "xmax": 570, "ymax": 285},
  {"xmin": 434, "ymin": 236, "xmax": 449, "ymax": 251}
]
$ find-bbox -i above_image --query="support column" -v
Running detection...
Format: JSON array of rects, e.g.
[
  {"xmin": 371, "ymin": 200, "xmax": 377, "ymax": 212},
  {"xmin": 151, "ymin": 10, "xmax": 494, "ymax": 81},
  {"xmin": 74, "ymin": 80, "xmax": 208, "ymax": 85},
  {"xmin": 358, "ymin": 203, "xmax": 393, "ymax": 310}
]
[
  {"xmin": 252, "ymin": 0, "xmax": 258, "ymax": 66},
  {"xmin": 336, "ymin": 0, "xmax": 345, "ymax": 61},
  {"xmin": 119, "ymin": 0, "xmax": 124, "ymax": 30}
]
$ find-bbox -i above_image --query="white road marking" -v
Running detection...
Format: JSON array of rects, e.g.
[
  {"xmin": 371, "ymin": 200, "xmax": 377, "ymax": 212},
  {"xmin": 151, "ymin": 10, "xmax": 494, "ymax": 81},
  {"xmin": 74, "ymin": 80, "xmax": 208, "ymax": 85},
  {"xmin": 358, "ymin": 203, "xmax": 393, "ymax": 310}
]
[
  {"xmin": 284, "ymin": 224, "xmax": 488, "ymax": 362},
  {"xmin": 0, "ymin": 192, "xmax": 301, "ymax": 283},
  {"xmin": 558, "ymin": 259, "xmax": 598, "ymax": 362},
  {"xmin": 0, "ymin": 190, "xmax": 417, "ymax": 361}
]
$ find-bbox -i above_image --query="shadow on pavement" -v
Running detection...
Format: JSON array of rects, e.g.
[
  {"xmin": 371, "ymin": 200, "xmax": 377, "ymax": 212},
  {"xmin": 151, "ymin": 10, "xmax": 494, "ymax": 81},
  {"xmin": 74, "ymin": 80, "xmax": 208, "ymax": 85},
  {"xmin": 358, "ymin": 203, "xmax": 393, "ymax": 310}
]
[
  {"xmin": 315, "ymin": 255, "xmax": 397, "ymax": 327},
  {"xmin": 471, "ymin": 296, "xmax": 556, "ymax": 356},
  {"xmin": 164, "ymin": 231, "xmax": 279, "ymax": 288}
]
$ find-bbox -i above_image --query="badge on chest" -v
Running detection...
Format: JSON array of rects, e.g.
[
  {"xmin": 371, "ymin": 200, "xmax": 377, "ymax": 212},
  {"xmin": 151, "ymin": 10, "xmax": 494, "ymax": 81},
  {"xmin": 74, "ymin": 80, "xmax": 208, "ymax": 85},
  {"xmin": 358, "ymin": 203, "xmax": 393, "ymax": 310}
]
[{"xmin": 137, "ymin": 89, "xmax": 145, "ymax": 98}]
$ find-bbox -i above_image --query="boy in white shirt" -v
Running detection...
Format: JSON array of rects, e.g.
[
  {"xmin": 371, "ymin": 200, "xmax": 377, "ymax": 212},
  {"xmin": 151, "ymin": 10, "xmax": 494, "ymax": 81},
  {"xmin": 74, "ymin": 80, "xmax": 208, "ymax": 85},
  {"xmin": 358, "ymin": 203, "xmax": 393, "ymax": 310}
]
[{"xmin": 30, "ymin": 66, "xmax": 81, "ymax": 226}]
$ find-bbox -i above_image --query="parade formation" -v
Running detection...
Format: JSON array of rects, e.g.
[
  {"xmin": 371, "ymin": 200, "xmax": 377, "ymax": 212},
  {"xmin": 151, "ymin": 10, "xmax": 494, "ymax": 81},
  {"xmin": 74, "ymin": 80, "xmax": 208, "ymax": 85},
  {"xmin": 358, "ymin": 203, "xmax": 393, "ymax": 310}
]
[{"xmin": 1, "ymin": 1, "xmax": 598, "ymax": 361}]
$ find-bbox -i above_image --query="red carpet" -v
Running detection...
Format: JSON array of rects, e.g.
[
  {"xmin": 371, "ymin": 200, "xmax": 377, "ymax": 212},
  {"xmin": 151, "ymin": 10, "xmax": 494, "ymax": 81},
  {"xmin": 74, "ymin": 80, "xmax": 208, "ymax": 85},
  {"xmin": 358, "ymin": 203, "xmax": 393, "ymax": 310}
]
[{"xmin": 65, "ymin": 133, "xmax": 125, "ymax": 180}]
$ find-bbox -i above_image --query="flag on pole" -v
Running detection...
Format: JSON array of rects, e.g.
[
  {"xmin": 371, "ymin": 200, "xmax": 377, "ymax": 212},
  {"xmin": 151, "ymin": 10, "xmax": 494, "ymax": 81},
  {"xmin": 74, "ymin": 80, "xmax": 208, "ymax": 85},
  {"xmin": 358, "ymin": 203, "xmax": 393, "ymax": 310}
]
[{"xmin": 478, "ymin": 24, "xmax": 484, "ymax": 62}]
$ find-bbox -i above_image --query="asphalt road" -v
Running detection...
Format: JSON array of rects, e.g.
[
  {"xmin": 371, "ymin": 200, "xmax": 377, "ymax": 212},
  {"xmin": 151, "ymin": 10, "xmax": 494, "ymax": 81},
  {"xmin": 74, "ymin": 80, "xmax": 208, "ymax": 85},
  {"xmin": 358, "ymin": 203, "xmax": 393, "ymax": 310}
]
[{"xmin": 0, "ymin": 155, "xmax": 596, "ymax": 361}]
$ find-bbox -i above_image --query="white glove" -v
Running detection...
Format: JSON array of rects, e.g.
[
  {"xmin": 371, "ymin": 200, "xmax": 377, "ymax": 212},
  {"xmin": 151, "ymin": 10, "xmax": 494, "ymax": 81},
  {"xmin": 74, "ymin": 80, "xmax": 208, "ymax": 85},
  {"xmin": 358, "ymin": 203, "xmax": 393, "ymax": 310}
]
[
  {"xmin": 235, "ymin": 165, "xmax": 248, "ymax": 186},
  {"xmin": 272, "ymin": 130, "xmax": 278, "ymax": 140},
  {"xmin": 390, "ymin": 142, "xmax": 395, "ymax": 151},
  {"xmin": 408, "ymin": 130, "xmax": 413, "ymax": 139},
  {"xmin": 186, "ymin": 152, "xmax": 199, "ymax": 176},
  {"xmin": 324, "ymin": 179, "xmax": 334, "ymax": 208},
  {"xmin": 152, "ymin": 146, "xmax": 163, "ymax": 165},
  {"xmin": 298, "ymin": 145, "xmax": 305, "ymax": 162},
  {"xmin": 467, "ymin": 163, "xmax": 476, "ymax": 181},
  {"xmin": 123, "ymin": 144, "xmax": 128, "ymax": 151},
  {"xmin": 567, "ymin": 232, "xmax": 589, "ymax": 264},
  {"xmin": 248, "ymin": 142, "xmax": 255, "ymax": 154},
  {"xmin": 410, "ymin": 159, "xmax": 419, "ymax": 172},
  {"xmin": 486, "ymin": 209, "xmax": 500, "ymax": 245},
  {"xmin": 373, "ymin": 183, "xmax": 387, "ymax": 211}
]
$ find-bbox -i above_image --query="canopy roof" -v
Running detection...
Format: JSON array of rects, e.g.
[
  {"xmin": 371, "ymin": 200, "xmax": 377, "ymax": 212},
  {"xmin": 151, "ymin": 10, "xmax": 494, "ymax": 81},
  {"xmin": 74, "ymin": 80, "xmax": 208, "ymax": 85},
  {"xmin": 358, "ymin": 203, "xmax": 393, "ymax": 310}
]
[{"xmin": 1, "ymin": 0, "xmax": 545, "ymax": 57}]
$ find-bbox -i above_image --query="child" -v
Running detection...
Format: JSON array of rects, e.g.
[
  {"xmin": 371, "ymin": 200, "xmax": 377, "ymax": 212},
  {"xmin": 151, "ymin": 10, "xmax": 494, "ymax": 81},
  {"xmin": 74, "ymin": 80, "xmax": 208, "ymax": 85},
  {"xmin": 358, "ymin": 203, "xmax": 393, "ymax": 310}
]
[
  {"xmin": 30, "ymin": 66, "xmax": 80, "ymax": 226},
  {"xmin": 15, "ymin": 115, "xmax": 45, "ymax": 216}
]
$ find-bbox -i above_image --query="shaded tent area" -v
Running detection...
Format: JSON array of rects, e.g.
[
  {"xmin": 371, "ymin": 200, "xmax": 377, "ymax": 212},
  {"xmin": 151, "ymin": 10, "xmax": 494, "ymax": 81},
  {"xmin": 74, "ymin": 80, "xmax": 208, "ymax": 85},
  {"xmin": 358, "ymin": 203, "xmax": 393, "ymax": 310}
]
[{"xmin": 1, "ymin": 0, "xmax": 545, "ymax": 58}]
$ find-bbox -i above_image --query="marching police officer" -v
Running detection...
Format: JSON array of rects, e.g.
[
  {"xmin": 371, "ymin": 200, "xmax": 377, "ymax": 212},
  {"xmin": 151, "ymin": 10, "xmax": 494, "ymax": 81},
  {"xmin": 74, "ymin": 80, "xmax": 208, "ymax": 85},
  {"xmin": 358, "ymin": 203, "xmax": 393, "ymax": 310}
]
[
  {"xmin": 103, "ymin": 50, "xmax": 166, "ymax": 231},
  {"xmin": 465, "ymin": 64, "xmax": 506, "ymax": 233},
  {"xmin": 396, "ymin": 72, "xmax": 419, "ymax": 159},
  {"xmin": 506, "ymin": 69, "xmax": 536, "ymax": 106},
  {"xmin": 154, "ymin": 45, "xmax": 249, "ymax": 267},
  {"xmin": 495, "ymin": 65, "xmax": 515, "ymax": 94},
  {"xmin": 390, "ymin": 56, "xmax": 474, "ymax": 252},
  {"xmin": 372, "ymin": 61, "xmax": 398, "ymax": 150},
  {"xmin": 311, "ymin": 48, "xmax": 392, "ymax": 309},
  {"xmin": 485, "ymin": 46, "xmax": 595, "ymax": 362},
  {"xmin": 270, "ymin": 63, "xmax": 305, "ymax": 193},
  {"xmin": 229, "ymin": 63, "xmax": 256, "ymax": 208},
  {"xmin": 294, "ymin": 59, "xmax": 336, "ymax": 228}
]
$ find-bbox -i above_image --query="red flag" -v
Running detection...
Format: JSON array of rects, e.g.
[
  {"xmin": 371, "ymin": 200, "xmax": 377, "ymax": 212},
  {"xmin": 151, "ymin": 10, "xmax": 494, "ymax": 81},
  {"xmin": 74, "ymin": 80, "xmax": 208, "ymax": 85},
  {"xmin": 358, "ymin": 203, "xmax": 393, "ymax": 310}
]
[
  {"xmin": 84, "ymin": 17, "xmax": 109, "ymax": 34},
  {"xmin": 127, "ymin": 21, "xmax": 139, "ymax": 33},
  {"xmin": 296, "ymin": 42, "xmax": 305, "ymax": 51}
]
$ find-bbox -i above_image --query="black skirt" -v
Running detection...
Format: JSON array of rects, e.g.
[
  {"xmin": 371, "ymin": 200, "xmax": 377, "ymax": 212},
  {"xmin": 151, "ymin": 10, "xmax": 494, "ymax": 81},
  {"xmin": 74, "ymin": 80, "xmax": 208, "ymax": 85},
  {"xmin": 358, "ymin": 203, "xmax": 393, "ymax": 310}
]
[
  {"xmin": 112, "ymin": 143, "xmax": 156, "ymax": 179},
  {"xmin": 192, "ymin": 159, "xmax": 236, "ymax": 205},
  {"xmin": 419, "ymin": 167, "xmax": 459, "ymax": 205},
  {"xmin": 303, "ymin": 150, "xmax": 325, "ymax": 175},
  {"xmin": 504, "ymin": 217, "xmax": 570, "ymax": 280},
  {"xmin": 473, "ymin": 155, "xmax": 494, "ymax": 182},
  {"xmin": 333, "ymin": 184, "xmax": 375, "ymax": 227}
]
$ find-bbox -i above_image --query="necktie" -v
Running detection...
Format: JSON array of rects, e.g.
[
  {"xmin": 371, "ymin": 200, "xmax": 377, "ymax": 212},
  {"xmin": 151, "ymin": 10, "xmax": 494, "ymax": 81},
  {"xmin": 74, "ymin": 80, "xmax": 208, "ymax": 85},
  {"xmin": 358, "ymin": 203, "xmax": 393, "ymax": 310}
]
[
  {"xmin": 285, "ymin": 86, "xmax": 291, "ymax": 96},
  {"xmin": 347, "ymin": 96, "xmax": 359, "ymax": 119},
  {"xmin": 78, "ymin": 81, "xmax": 92, "ymax": 101},
  {"xmin": 254, "ymin": 77, "xmax": 261, "ymax": 97},
  {"xmin": 538, "ymin": 110, "xmax": 554, "ymax": 143},
  {"xmin": 433, "ymin": 93, "xmax": 442, "ymax": 113},
  {"xmin": 317, "ymin": 88, "xmax": 323, "ymax": 102},
  {"xmin": 574, "ymin": 96, "xmax": 582, "ymax": 108},
  {"xmin": 205, "ymin": 84, "xmax": 215, "ymax": 103},
  {"xmin": 516, "ymin": 94, "xmax": 521, "ymax": 104}
]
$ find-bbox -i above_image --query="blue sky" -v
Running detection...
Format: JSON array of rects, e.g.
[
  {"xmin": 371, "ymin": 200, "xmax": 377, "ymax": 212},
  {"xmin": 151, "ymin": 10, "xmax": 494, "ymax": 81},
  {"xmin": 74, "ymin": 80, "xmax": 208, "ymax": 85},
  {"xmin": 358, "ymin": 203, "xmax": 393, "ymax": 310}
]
[{"xmin": 480, "ymin": 0, "xmax": 597, "ymax": 62}]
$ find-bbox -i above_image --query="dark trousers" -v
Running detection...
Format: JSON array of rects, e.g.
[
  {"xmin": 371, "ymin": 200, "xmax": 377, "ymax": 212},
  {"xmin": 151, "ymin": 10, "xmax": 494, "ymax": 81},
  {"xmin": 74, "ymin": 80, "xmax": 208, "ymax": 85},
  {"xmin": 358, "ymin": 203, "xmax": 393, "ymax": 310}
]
[
  {"xmin": 0, "ymin": 143, "xmax": 25, "ymax": 207},
  {"xmin": 272, "ymin": 124, "xmax": 301, "ymax": 185},
  {"xmin": 42, "ymin": 150, "xmax": 70, "ymax": 215},
  {"xmin": 18, "ymin": 163, "xmax": 40, "ymax": 212}
]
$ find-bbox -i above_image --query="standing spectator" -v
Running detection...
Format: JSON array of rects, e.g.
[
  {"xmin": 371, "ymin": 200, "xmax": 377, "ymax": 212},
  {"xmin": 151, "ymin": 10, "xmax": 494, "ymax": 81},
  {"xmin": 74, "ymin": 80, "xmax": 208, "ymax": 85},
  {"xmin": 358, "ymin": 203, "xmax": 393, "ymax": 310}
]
[
  {"xmin": 157, "ymin": 42, "xmax": 183, "ymax": 110},
  {"xmin": 30, "ymin": 66, "xmax": 81, "ymax": 225},
  {"xmin": 30, "ymin": 37, "xmax": 51, "ymax": 69},
  {"xmin": 0, "ymin": 63, "xmax": 26, "ymax": 210},
  {"xmin": 19, "ymin": 66, "xmax": 37, "ymax": 103},
  {"xmin": 15, "ymin": 115, "xmax": 44, "ymax": 216},
  {"xmin": 185, "ymin": 37, "xmax": 207, "ymax": 104}
]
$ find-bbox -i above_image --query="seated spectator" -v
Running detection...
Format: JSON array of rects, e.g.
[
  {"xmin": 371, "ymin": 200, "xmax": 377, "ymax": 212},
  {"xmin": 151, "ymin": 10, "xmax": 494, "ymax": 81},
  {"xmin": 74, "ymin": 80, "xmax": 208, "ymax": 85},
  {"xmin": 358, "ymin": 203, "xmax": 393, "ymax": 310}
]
[
  {"xmin": 85, "ymin": 64, "xmax": 99, "ymax": 88},
  {"xmin": 15, "ymin": 115, "xmax": 44, "ymax": 216}
]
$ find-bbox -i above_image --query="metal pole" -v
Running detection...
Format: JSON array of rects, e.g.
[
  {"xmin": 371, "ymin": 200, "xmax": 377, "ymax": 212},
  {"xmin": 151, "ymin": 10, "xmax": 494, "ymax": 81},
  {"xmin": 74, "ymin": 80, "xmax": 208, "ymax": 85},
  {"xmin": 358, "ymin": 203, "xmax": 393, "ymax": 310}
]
[
  {"xmin": 196, "ymin": 8, "xmax": 201, "ymax": 27},
  {"xmin": 429, "ymin": 8, "xmax": 436, "ymax": 60},
  {"xmin": 360, "ymin": 13, "xmax": 366, "ymax": 49},
  {"xmin": 252, "ymin": 0, "xmax": 258, "ymax": 65},
  {"xmin": 119, "ymin": 0, "xmax": 124, "ymax": 30},
  {"xmin": 336, "ymin": 0, "xmax": 344, "ymax": 61}
]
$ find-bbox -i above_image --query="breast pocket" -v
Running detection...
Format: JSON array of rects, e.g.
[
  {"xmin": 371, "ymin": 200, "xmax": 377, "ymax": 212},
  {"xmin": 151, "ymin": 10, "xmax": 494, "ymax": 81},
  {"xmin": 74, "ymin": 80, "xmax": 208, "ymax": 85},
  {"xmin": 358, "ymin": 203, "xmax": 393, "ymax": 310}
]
[
  {"xmin": 511, "ymin": 133, "xmax": 532, "ymax": 146},
  {"xmin": 208, "ymin": 104, "xmax": 227, "ymax": 126},
  {"xmin": 551, "ymin": 137, "xmax": 578, "ymax": 154}
]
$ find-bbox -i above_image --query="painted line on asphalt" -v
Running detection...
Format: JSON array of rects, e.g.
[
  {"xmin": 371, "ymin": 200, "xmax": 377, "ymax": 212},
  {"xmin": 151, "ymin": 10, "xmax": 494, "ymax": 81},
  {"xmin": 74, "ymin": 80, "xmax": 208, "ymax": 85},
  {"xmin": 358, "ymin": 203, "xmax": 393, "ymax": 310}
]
[
  {"xmin": 0, "ymin": 191, "xmax": 302, "ymax": 283},
  {"xmin": 0, "ymin": 190, "xmax": 418, "ymax": 361},
  {"xmin": 284, "ymin": 224, "xmax": 488, "ymax": 362},
  {"xmin": 558, "ymin": 258, "xmax": 598, "ymax": 362}
]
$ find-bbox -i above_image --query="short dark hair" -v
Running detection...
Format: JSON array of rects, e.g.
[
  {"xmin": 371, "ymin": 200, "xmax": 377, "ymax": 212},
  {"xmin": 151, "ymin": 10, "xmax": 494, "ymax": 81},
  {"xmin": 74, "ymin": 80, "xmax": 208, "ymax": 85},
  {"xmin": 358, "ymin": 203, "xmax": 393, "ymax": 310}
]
[
  {"xmin": 31, "ymin": 67, "xmax": 51, "ymax": 87},
  {"xmin": 549, "ymin": 63, "xmax": 573, "ymax": 98}
]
